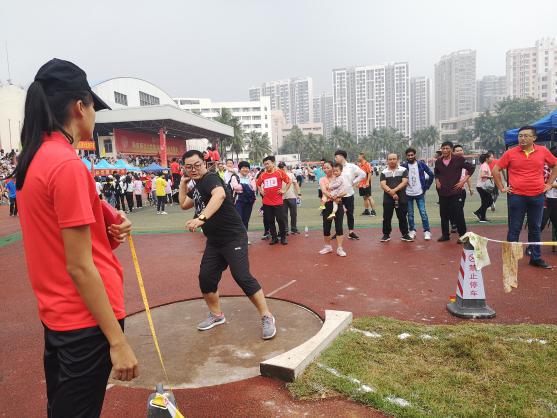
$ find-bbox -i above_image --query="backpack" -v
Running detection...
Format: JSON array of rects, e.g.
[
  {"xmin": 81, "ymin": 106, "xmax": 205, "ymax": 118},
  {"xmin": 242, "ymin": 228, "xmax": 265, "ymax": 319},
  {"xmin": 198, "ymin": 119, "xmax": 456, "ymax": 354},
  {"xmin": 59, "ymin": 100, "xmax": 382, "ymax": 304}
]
[
  {"xmin": 114, "ymin": 180, "xmax": 122, "ymax": 195},
  {"xmin": 237, "ymin": 182, "xmax": 256, "ymax": 204},
  {"xmin": 103, "ymin": 181, "xmax": 113, "ymax": 197}
]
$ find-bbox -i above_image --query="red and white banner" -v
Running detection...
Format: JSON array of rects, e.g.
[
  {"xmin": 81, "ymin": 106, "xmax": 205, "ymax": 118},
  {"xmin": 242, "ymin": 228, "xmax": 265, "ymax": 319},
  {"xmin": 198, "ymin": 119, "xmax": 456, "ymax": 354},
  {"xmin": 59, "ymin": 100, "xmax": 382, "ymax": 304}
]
[
  {"xmin": 456, "ymin": 249, "xmax": 486, "ymax": 300},
  {"xmin": 114, "ymin": 128, "xmax": 186, "ymax": 158}
]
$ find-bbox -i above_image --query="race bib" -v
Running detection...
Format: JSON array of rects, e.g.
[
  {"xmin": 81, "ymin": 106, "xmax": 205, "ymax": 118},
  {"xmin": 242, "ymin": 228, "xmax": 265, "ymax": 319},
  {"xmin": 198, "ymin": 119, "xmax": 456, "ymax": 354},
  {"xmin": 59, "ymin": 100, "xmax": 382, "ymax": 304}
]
[{"xmin": 263, "ymin": 177, "xmax": 278, "ymax": 188}]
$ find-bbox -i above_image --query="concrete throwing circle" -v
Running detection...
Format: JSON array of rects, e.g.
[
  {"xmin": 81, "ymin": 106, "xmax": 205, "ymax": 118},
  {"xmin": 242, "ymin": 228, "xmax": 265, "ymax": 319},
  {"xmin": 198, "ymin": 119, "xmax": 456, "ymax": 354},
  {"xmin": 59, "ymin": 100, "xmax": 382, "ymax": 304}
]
[{"xmin": 112, "ymin": 297, "xmax": 323, "ymax": 389}]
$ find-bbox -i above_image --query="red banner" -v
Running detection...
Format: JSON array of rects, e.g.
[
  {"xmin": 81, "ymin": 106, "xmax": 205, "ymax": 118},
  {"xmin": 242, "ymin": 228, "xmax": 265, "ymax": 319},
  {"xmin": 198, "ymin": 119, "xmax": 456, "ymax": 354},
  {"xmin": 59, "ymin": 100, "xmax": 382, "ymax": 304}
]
[
  {"xmin": 114, "ymin": 128, "xmax": 186, "ymax": 157},
  {"xmin": 77, "ymin": 140, "xmax": 96, "ymax": 150}
]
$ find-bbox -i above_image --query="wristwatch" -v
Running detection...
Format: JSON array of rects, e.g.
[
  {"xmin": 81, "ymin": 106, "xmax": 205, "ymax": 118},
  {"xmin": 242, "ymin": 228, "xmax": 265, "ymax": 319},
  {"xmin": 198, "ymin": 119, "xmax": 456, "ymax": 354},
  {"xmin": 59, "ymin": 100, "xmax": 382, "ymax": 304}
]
[{"xmin": 198, "ymin": 214, "xmax": 207, "ymax": 222}]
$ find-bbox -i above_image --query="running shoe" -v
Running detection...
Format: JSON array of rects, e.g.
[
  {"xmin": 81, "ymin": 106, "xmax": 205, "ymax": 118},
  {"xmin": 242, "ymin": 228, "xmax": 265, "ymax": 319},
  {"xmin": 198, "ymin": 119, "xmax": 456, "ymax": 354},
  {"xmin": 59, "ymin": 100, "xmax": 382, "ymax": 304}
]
[
  {"xmin": 408, "ymin": 230, "xmax": 417, "ymax": 239},
  {"xmin": 479, "ymin": 218, "xmax": 489, "ymax": 223},
  {"xmin": 529, "ymin": 258, "xmax": 552, "ymax": 269},
  {"xmin": 197, "ymin": 312, "xmax": 226, "ymax": 331},
  {"xmin": 261, "ymin": 233, "xmax": 270, "ymax": 240},
  {"xmin": 291, "ymin": 229, "xmax": 300, "ymax": 235},
  {"xmin": 348, "ymin": 232, "xmax": 360, "ymax": 240},
  {"xmin": 369, "ymin": 209, "xmax": 377, "ymax": 217},
  {"xmin": 319, "ymin": 245, "xmax": 333, "ymax": 254},
  {"xmin": 361, "ymin": 210, "xmax": 370, "ymax": 216},
  {"xmin": 490, "ymin": 203, "xmax": 496, "ymax": 212},
  {"xmin": 269, "ymin": 238, "xmax": 279, "ymax": 245},
  {"xmin": 156, "ymin": 211, "xmax": 161, "ymax": 215},
  {"xmin": 262, "ymin": 315, "xmax": 276, "ymax": 340},
  {"xmin": 437, "ymin": 236, "xmax": 450, "ymax": 242},
  {"xmin": 473, "ymin": 210, "xmax": 482, "ymax": 222},
  {"xmin": 380, "ymin": 235, "xmax": 391, "ymax": 242},
  {"xmin": 401, "ymin": 234, "xmax": 414, "ymax": 242},
  {"xmin": 280, "ymin": 237, "xmax": 288, "ymax": 245},
  {"xmin": 424, "ymin": 231, "xmax": 432, "ymax": 241},
  {"xmin": 160, "ymin": 211, "xmax": 168, "ymax": 215},
  {"xmin": 336, "ymin": 247, "xmax": 347, "ymax": 257}
]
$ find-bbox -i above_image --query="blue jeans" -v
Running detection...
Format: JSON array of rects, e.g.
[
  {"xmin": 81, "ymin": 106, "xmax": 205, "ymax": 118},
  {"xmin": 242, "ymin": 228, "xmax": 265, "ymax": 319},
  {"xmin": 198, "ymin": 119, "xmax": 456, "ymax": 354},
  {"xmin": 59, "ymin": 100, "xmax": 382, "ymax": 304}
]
[
  {"xmin": 407, "ymin": 194, "xmax": 430, "ymax": 232},
  {"xmin": 507, "ymin": 193, "xmax": 544, "ymax": 260}
]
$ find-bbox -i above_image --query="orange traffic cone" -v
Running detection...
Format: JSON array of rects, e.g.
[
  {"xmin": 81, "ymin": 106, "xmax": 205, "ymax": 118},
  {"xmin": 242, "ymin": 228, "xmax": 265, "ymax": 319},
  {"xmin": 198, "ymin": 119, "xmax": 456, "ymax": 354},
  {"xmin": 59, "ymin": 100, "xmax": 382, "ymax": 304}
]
[{"xmin": 446, "ymin": 240, "xmax": 495, "ymax": 319}]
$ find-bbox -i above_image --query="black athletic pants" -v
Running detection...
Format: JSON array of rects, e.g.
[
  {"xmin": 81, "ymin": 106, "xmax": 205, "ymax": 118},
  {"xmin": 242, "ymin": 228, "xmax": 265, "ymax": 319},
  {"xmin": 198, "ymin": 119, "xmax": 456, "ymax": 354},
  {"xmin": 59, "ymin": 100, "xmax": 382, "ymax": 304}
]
[
  {"xmin": 134, "ymin": 194, "xmax": 143, "ymax": 208},
  {"xmin": 9, "ymin": 197, "xmax": 17, "ymax": 216},
  {"xmin": 44, "ymin": 320, "xmax": 124, "ymax": 418},
  {"xmin": 199, "ymin": 236, "xmax": 261, "ymax": 296},
  {"xmin": 263, "ymin": 204, "xmax": 287, "ymax": 239},
  {"xmin": 125, "ymin": 192, "xmax": 134, "ymax": 211},
  {"xmin": 322, "ymin": 200, "xmax": 344, "ymax": 236},
  {"xmin": 283, "ymin": 198, "xmax": 298, "ymax": 232},
  {"xmin": 476, "ymin": 187, "xmax": 493, "ymax": 220},
  {"xmin": 341, "ymin": 195, "xmax": 355, "ymax": 230},
  {"xmin": 382, "ymin": 198, "xmax": 408, "ymax": 236},
  {"xmin": 542, "ymin": 198, "xmax": 557, "ymax": 231},
  {"xmin": 115, "ymin": 193, "xmax": 126, "ymax": 212},
  {"xmin": 172, "ymin": 173, "xmax": 181, "ymax": 203},
  {"xmin": 156, "ymin": 196, "xmax": 166, "ymax": 212},
  {"xmin": 440, "ymin": 194, "xmax": 466, "ymax": 237}
]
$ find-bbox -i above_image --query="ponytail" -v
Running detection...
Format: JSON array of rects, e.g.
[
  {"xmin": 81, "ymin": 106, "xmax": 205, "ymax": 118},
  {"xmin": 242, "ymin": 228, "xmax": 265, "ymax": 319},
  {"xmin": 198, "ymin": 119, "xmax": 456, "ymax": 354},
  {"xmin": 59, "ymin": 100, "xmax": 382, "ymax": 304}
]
[{"xmin": 14, "ymin": 82, "xmax": 92, "ymax": 190}]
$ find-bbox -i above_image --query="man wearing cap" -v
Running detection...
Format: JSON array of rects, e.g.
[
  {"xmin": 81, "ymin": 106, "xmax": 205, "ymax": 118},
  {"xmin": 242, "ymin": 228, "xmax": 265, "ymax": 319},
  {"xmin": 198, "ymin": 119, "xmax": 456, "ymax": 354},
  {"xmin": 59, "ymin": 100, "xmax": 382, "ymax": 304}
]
[{"xmin": 493, "ymin": 125, "xmax": 557, "ymax": 269}]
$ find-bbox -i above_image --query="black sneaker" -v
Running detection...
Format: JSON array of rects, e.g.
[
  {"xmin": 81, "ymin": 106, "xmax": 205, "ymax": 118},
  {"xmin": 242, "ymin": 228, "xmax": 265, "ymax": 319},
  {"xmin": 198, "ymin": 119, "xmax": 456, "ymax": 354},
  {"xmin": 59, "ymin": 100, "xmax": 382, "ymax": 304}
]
[
  {"xmin": 291, "ymin": 229, "xmax": 300, "ymax": 235},
  {"xmin": 361, "ymin": 210, "xmax": 370, "ymax": 216},
  {"xmin": 331, "ymin": 234, "xmax": 337, "ymax": 240},
  {"xmin": 369, "ymin": 210, "xmax": 377, "ymax": 217},
  {"xmin": 437, "ymin": 236, "xmax": 450, "ymax": 242},
  {"xmin": 269, "ymin": 238, "xmax": 279, "ymax": 245},
  {"xmin": 348, "ymin": 232, "xmax": 360, "ymax": 240},
  {"xmin": 473, "ymin": 210, "xmax": 482, "ymax": 222},
  {"xmin": 261, "ymin": 233, "xmax": 270, "ymax": 240},
  {"xmin": 479, "ymin": 218, "xmax": 489, "ymax": 223},
  {"xmin": 529, "ymin": 258, "xmax": 552, "ymax": 269},
  {"xmin": 401, "ymin": 234, "xmax": 414, "ymax": 242},
  {"xmin": 280, "ymin": 237, "xmax": 288, "ymax": 245},
  {"xmin": 450, "ymin": 227, "xmax": 458, "ymax": 234},
  {"xmin": 380, "ymin": 235, "xmax": 391, "ymax": 242}
]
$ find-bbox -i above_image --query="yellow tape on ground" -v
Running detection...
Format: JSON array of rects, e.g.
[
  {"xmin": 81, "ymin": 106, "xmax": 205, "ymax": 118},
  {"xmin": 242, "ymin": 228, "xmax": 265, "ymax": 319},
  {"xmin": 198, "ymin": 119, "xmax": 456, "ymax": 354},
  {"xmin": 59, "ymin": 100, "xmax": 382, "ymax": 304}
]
[{"xmin": 128, "ymin": 235, "xmax": 185, "ymax": 417}]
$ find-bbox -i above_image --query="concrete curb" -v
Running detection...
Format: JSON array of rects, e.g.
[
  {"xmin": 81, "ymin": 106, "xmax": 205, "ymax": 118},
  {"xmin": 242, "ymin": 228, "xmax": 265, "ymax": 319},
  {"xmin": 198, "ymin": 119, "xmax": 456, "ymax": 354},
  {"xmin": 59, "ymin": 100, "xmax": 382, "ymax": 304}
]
[{"xmin": 260, "ymin": 310, "xmax": 352, "ymax": 382}]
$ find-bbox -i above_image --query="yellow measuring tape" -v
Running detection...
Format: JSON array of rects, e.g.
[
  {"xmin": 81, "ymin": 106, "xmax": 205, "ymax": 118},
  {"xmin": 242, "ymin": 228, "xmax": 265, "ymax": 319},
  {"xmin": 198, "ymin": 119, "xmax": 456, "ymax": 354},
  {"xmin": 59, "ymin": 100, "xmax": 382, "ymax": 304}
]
[{"xmin": 128, "ymin": 235, "xmax": 185, "ymax": 418}]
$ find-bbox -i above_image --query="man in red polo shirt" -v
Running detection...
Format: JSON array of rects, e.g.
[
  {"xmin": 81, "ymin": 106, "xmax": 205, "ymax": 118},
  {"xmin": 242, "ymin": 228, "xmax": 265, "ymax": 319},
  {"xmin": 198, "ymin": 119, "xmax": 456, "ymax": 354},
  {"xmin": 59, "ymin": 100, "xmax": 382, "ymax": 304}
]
[
  {"xmin": 493, "ymin": 125, "xmax": 557, "ymax": 269},
  {"xmin": 170, "ymin": 157, "xmax": 181, "ymax": 203},
  {"xmin": 256, "ymin": 155, "xmax": 291, "ymax": 245}
]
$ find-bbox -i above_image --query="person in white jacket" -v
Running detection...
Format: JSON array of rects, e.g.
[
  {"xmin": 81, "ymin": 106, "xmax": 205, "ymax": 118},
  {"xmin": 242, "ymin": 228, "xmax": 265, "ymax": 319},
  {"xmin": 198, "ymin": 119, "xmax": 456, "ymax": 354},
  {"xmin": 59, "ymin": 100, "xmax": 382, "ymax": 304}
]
[{"xmin": 334, "ymin": 149, "xmax": 366, "ymax": 240}]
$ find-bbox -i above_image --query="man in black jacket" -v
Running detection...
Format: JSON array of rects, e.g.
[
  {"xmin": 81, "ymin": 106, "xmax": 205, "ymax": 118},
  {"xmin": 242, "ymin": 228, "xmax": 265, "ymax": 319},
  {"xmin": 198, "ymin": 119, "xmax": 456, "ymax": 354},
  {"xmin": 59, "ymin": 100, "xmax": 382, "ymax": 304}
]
[{"xmin": 434, "ymin": 141, "xmax": 475, "ymax": 243}]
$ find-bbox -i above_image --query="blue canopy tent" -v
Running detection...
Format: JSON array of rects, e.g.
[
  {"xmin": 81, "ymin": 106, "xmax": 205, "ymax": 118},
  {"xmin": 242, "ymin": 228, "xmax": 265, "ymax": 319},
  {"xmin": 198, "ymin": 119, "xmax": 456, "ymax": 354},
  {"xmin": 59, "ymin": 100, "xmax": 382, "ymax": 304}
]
[
  {"xmin": 504, "ymin": 107, "xmax": 557, "ymax": 147},
  {"xmin": 142, "ymin": 163, "xmax": 165, "ymax": 173},
  {"xmin": 94, "ymin": 159, "xmax": 118, "ymax": 170},
  {"xmin": 114, "ymin": 159, "xmax": 141, "ymax": 172},
  {"xmin": 81, "ymin": 158, "xmax": 92, "ymax": 170}
]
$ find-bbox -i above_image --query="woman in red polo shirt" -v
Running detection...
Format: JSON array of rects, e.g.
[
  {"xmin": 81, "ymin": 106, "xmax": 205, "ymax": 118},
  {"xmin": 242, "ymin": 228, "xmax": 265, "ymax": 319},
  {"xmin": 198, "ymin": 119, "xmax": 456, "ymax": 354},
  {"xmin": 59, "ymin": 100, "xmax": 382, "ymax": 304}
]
[{"xmin": 14, "ymin": 59, "xmax": 138, "ymax": 417}]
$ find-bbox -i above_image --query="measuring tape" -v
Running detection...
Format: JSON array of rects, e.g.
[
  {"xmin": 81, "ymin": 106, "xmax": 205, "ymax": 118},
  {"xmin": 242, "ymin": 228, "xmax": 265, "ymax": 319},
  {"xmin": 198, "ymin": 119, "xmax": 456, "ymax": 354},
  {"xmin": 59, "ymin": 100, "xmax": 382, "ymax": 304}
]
[{"xmin": 129, "ymin": 235, "xmax": 185, "ymax": 418}]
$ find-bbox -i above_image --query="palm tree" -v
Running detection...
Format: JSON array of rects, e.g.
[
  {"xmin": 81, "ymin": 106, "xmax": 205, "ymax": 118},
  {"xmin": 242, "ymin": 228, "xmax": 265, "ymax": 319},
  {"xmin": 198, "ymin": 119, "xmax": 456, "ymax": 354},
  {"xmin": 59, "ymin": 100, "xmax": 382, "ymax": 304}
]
[
  {"xmin": 247, "ymin": 131, "xmax": 272, "ymax": 164},
  {"xmin": 214, "ymin": 108, "xmax": 242, "ymax": 159},
  {"xmin": 230, "ymin": 121, "xmax": 245, "ymax": 161},
  {"xmin": 412, "ymin": 126, "xmax": 439, "ymax": 158}
]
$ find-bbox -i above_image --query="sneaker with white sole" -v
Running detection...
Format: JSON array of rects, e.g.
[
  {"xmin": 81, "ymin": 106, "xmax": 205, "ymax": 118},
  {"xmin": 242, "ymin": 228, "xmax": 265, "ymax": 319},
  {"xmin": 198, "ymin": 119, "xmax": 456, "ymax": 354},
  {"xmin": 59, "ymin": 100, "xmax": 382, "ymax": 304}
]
[
  {"xmin": 319, "ymin": 245, "xmax": 333, "ymax": 254},
  {"xmin": 156, "ymin": 211, "xmax": 161, "ymax": 215},
  {"xmin": 262, "ymin": 315, "xmax": 276, "ymax": 340},
  {"xmin": 197, "ymin": 312, "xmax": 226, "ymax": 331},
  {"xmin": 160, "ymin": 211, "xmax": 168, "ymax": 215},
  {"xmin": 408, "ymin": 230, "xmax": 416, "ymax": 239},
  {"xmin": 336, "ymin": 247, "xmax": 347, "ymax": 257},
  {"xmin": 401, "ymin": 234, "xmax": 414, "ymax": 242},
  {"xmin": 424, "ymin": 231, "xmax": 432, "ymax": 241}
]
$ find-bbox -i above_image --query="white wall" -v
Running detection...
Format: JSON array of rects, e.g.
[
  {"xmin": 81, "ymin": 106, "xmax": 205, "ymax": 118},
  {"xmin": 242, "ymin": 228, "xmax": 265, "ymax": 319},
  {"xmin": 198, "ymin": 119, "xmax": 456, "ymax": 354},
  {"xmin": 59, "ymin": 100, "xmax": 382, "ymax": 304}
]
[
  {"xmin": 92, "ymin": 77, "xmax": 177, "ymax": 109},
  {"xmin": 0, "ymin": 84, "xmax": 26, "ymax": 152}
]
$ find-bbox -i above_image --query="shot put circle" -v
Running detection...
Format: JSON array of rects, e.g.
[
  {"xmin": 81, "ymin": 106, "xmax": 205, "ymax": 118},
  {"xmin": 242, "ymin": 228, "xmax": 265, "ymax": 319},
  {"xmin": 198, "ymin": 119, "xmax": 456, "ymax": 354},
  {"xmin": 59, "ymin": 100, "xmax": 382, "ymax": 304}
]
[{"xmin": 111, "ymin": 297, "xmax": 323, "ymax": 389}]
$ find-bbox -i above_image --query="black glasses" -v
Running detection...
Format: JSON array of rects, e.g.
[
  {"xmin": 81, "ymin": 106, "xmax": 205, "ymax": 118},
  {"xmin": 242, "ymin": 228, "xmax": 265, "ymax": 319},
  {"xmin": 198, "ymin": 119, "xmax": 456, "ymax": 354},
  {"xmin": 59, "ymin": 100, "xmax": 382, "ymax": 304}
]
[{"xmin": 184, "ymin": 162, "xmax": 204, "ymax": 171}]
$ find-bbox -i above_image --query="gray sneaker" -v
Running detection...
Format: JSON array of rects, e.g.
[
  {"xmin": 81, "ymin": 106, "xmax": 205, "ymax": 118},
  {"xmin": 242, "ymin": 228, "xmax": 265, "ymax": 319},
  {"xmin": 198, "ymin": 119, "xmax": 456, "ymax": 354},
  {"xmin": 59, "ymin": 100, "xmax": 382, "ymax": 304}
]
[
  {"xmin": 197, "ymin": 312, "xmax": 226, "ymax": 331},
  {"xmin": 262, "ymin": 315, "xmax": 276, "ymax": 340}
]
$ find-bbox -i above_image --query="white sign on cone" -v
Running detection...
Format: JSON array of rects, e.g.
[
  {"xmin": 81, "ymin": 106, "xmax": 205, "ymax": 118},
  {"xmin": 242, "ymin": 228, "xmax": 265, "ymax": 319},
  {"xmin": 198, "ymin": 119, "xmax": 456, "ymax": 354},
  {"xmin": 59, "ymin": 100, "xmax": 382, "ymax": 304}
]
[{"xmin": 456, "ymin": 248, "xmax": 486, "ymax": 300}]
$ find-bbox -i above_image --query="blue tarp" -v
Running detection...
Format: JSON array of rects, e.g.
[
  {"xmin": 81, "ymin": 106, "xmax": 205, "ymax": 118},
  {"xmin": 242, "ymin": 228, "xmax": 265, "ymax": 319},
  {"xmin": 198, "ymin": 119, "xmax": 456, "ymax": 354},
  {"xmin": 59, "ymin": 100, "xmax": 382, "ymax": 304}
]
[
  {"xmin": 504, "ymin": 107, "xmax": 557, "ymax": 146},
  {"xmin": 81, "ymin": 158, "xmax": 92, "ymax": 170},
  {"xmin": 94, "ymin": 159, "xmax": 117, "ymax": 170},
  {"xmin": 142, "ymin": 163, "xmax": 165, "ymax": 172}
]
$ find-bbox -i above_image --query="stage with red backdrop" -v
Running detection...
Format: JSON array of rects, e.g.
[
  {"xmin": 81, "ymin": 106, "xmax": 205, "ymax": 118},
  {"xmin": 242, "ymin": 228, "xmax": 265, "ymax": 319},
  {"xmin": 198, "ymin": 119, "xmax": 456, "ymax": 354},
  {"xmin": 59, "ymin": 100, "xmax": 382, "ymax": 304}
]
[{"xmin": 113, "ymin": 128, "xmax": 187, "ymax": 160}]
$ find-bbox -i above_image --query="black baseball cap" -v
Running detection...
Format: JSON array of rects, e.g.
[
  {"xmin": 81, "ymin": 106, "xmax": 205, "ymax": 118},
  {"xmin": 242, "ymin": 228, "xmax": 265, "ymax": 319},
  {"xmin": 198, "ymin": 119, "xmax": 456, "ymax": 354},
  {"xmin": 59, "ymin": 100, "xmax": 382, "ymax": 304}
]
[{"xmin": 34, "ymin": 58, "xmax": 110, "ymax": 111}]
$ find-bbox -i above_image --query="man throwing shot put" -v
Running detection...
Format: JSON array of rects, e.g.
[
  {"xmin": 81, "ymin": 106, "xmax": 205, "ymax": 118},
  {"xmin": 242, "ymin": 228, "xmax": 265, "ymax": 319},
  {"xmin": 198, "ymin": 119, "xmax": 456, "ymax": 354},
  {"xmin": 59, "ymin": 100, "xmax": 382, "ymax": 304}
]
[{"xmin": 179, "ymin": 150, "xmax": 276, "ymax": 339}]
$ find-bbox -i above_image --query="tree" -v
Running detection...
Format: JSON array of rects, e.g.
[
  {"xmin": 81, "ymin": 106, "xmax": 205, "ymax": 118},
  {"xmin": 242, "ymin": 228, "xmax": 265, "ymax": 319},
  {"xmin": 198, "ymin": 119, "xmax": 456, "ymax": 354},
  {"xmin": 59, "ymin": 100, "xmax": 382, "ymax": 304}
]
[
  {"xmin": 412, "ymin": 126, "xmax": 439, "ymax": 158},
  {"xmin": 368, "ymin": 128, "xmax": 408, "ymax": 160},
  {"xmin": 454, "ymin": 128, "xmax": 475, "ymax": 148},
  {"xmin": 279, "ymin": 125, "xmax": 305, "ymax": 158},
  {"xmin": 214, "ymin": 108, "xmax": 245, "ymax": 160},
  {"xmin": 247, "ymin": 131, "xmax": 272, "ymax": 163},
  {"xmin": 474, "ymin": 97, "xmax": 547, "ymax": 155}
]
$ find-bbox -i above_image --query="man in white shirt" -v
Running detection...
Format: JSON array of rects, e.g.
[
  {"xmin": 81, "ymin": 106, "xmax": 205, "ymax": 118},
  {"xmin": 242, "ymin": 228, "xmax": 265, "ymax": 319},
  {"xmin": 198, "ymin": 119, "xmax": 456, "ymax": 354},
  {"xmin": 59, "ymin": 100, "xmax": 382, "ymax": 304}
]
[{"xmin": 334, "ymin": 149, "xmax": 366, "ymax": 240}]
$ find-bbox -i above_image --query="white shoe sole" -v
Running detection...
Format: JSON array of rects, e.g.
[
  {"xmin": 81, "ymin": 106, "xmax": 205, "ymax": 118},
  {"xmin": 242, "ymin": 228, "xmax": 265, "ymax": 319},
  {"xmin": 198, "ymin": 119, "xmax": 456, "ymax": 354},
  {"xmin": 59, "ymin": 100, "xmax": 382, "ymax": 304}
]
[{"xmin": 197, "ymin": 317, "xmax": 226, "ymax": 331}]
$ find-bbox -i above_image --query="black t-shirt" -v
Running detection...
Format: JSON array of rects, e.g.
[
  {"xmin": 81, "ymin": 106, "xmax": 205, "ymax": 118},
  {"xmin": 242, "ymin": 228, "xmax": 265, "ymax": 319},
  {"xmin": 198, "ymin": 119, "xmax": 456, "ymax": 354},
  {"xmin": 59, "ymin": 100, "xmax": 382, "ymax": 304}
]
[
  {"xmin": 380, "ymin": 166, "xmax": 408, "ymax": 204},
  {"xmin": 187, "ymin": 172, "xmax": 246, "ymax": 244}
]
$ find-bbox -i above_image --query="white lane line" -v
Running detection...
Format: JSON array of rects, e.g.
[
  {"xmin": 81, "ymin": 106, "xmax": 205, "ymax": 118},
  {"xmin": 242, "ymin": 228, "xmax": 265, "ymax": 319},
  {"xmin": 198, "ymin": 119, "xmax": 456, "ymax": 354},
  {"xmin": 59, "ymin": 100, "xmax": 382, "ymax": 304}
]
[{"xmin": 267, "ymin": 280, "xmax": 297, "ymax": 297}]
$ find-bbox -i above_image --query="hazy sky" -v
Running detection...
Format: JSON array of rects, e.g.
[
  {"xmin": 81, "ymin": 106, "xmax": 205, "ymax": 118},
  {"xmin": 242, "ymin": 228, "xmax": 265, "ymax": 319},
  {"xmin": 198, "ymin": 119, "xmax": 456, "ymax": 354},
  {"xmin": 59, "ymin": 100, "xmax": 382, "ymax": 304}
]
[{"xmin": 1, "ymin": 0, "xmax": 555, "ymax": 101}]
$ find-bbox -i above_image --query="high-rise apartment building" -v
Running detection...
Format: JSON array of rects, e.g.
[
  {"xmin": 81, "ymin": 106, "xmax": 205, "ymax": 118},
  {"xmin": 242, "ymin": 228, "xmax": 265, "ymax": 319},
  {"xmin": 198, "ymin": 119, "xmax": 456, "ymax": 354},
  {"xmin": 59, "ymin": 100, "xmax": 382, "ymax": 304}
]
[
  {"xmin": 434, "ymin": 50, "xmax": 477, "ymax": 124},
  {"xmin": 410, "ymin": 77, "xmax": 430, "ymax": 135},
  {"xmin": 312, "ymin": 92, "xmax": 334, "ymax": 138},
  {"xmin": 249, "ymin": 77, "xmax": 313, "ymax": 126},
  {"xmin": 173, "ymin": 96, "xmax": 273, "ymax": 155},
  {"xmin": 506, "ymin": 38, "xmax": 557, "ymax": 105},
  {"xmin": 477, "ymin": 75, "xmax": 507, "ymax": 112},
  {"xmin": 332, "ymin": 62, "xmax": 410, "ymax": 140}
]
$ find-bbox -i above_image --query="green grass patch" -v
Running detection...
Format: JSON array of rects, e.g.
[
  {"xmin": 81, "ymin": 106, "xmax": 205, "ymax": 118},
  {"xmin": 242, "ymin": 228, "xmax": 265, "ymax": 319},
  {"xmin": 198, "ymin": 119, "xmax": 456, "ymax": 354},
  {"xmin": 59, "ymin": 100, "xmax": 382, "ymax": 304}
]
[{"xmin": 288, "ymin": 317, "xmax": 557, "ymax": 417}]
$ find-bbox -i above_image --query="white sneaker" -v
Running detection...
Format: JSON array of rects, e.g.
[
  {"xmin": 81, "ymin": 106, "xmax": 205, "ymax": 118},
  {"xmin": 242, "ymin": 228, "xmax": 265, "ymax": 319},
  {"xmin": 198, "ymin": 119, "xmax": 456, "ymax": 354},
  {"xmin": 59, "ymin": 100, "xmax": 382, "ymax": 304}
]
[
  {"xmin": 156, "ymin": 211, "xmax": 161, "ymax": 215},
  {"xmin": 161, "ymin": 211, "xmax": 168, "ymax": 215},
  {"xmin": 336, "ymin": 247, "xmax": 347, "ymax": 257},
  {"xmin": 319, "ymin": 245, "xmax": 333, "ymax": 255},
  {"xmin": 424, "ymin": 231, "xmax": 432, "ymax": 241},
  {"xmin": 408, "ymin": 230, "xmax": 416, "ymax": 239}
]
